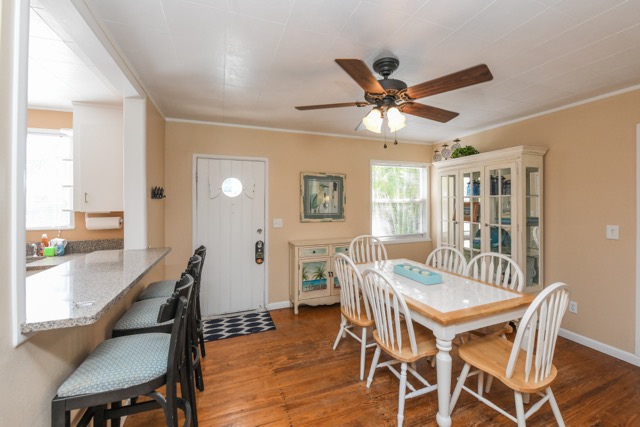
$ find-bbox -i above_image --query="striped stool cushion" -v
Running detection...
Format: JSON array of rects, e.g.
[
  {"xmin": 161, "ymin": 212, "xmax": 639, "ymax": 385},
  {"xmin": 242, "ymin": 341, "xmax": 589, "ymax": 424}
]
[
  {"xmin": 57, "ymin": 333, "xmax": 170, "ymax": 397},
  {"xmin": 113, "ymin": 298, "xmax": 173, "ymax": 331},
  {"xmin": 138, "ymin": 280, "xmax": 175, "ymax": 300}
]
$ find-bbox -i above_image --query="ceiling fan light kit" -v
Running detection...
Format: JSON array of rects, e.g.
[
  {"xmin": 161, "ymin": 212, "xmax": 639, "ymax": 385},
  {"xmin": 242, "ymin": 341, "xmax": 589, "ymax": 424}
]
[
  {"xmin": 295, "ymin": 56, "xmax": 493, "ymax": 135},
  {"xmin": 386, "ymin": 106, "xmax": 406, "ymax": 132},
  {"xmin": 363, "ymin": 108, "xmax": 383, "ymax": 133},
  {"xmin": 362, "ymin": 105, "xmax": 406, "ymax": 133}
]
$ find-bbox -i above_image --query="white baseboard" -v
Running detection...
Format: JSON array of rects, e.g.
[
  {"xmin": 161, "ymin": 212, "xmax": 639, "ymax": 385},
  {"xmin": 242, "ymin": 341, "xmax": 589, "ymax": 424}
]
[
  {"xmin": 266, "ymin": 300, "xmax": 291, "ymax": 311},
  {"xmin": 559, "ymin": 328, "xmax": 640, "ymax": 367}
]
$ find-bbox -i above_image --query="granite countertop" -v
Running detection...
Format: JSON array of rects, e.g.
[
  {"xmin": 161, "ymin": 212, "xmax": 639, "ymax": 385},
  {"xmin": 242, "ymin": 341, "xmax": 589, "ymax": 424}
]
[
  {"xmin": 22, "ymin": 248, "xmax": 171, "ymax": 334},
  {"xmin": 26, "ymin": 253, "xmax": 87, "ymax": 272}
]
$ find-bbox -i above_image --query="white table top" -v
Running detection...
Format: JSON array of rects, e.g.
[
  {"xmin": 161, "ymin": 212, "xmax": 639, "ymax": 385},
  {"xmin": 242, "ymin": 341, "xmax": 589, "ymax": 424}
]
[
  {"xmin": 357, "ymin": 258, "xmax": 533, "ymax": 326},
  {"xmin": 22, "ymin": 248, "xmax": 170, "ymax": 333}
]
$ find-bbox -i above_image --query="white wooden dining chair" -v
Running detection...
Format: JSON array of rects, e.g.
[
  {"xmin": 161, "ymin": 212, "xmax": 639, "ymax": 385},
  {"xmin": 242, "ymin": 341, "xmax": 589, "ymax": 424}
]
[
  {"xmin": 362, "ymin": 268, "xmax": 438, "ymax": 427},
  {"xmin": 349, "ymin": 235, "xmax": 388, "ymax": 264},
  {"xmin": 465, "ymin": 252, "xmax": 525, "ymax": 337},
  {"xmin": 425, "ymin": 246, "xmax": 467, "ymax": 275},
  {"xmin": 464, "ymin": 252, "xmax": 524, "ymax": 336},
  {"xmin": 465, "ymin": 252, "xmax": 524, "ymax": 292},
  {"xmin": 332, "ymin": 253, "xmax": 376, "ymax": 380},
  {"xmin": 449, "ymin": 282, "xmax": 570, "ymax": 427},
  {"xmin": 464, "ymin": 252, "xmax": 525, "ymax": 391}
]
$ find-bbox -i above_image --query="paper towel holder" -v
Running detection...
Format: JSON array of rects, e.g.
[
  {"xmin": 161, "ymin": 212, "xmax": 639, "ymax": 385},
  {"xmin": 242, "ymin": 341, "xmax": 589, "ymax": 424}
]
[{"xmin": 84, "ymin": 212, "xmax": 123, "ymax": 230}]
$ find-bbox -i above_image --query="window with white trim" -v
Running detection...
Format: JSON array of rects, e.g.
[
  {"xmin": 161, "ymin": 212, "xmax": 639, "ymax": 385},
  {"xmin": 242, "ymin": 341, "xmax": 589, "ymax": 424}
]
[
  {"xmin": 371, "ymin": 161, "xmax": 429, "ymax": 241},
  {"xmin": 25, "ymin": 129, "xmax": 74, "ymax": 230}
]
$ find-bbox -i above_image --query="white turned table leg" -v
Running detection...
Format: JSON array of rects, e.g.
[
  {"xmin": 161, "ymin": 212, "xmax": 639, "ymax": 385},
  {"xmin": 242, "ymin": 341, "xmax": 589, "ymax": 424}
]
[{"xmin": 435, "ymin": 338, "xmax": 453, "ymax": 427}]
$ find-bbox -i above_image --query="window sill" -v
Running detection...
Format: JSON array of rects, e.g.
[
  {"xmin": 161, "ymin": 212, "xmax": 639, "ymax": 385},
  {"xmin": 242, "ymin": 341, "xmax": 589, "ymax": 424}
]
[
  {"xmin": 379, "ymin": 235, "xmax": 432, "ymax": 245},
  {"xmin": 26, "ymin": 226, "xmax": 75, "ymax": 231}
]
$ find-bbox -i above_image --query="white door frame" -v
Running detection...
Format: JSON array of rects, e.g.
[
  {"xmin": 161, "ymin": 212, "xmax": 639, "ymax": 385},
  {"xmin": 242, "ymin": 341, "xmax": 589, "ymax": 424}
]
[
  {"xmin": 192, "ymin": 154, "xmax": 269, "ymax": 312},
  {"xmin": 636, "ymin": 124, "xmax": 640, "ymax": 356}
]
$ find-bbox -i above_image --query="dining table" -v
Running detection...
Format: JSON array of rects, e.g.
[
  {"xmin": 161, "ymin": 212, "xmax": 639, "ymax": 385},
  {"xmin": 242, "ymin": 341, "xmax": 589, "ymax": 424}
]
[{"xmin": 356, "ymin": 258, "xmax": 535, "ymax": 427}]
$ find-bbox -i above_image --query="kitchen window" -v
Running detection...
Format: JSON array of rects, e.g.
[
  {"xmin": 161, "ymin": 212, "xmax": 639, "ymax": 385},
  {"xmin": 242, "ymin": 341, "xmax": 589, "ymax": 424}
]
[
  {"xmin": 26, "ymin": 129, "xmax": 74, "ymax": 230},
  {"xmin": 371, "ymin": 161, "xmax": 429, "ymax": 242}
]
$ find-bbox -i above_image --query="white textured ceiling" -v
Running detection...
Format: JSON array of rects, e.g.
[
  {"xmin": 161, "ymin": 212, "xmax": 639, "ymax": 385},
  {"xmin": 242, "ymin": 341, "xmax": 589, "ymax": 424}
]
[{"xmin": 29, "ymin": 0, "xmax": 640, "ymax": 144}]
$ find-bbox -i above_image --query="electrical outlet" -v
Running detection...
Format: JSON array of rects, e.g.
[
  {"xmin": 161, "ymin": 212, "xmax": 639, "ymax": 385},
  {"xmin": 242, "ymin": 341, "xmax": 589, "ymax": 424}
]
[{"xmin": 568, "ymin": 301, "xmax": 578, "ymax": 314}]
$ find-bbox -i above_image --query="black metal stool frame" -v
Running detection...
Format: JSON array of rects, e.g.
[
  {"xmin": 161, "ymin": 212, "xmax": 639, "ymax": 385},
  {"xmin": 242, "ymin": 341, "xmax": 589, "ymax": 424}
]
[{"xmin": 51, "ymin": 275, "xmax": 194, "ymax": 427}]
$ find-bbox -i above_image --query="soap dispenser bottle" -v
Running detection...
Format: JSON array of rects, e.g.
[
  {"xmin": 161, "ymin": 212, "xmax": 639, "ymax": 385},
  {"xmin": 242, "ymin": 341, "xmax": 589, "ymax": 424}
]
[{"xmin": 40, "ymin": 233, "xmax": 49, "ymax": 256}]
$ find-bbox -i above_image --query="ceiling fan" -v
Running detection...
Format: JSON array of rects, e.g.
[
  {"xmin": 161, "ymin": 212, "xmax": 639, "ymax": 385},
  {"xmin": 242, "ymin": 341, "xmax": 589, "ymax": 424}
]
[{"xmin": 295, "ymin": 57, "xmax": 493, "ymax": 133}]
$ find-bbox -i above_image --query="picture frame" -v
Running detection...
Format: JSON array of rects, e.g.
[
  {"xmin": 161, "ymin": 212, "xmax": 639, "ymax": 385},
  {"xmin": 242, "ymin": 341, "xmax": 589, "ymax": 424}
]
[{"xmin": 300, "ymin": 172, "xmax": 346, "ymax": 222}]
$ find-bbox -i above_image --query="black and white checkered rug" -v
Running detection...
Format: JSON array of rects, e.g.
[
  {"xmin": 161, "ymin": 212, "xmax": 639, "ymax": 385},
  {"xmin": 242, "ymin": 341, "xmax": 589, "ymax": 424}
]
[{"xmin": 202, "ymin": 311, "xmax": 276, "ymax": 342}]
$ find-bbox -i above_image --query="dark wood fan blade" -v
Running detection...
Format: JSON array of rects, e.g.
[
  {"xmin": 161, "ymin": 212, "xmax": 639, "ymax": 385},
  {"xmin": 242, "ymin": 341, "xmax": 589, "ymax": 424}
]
[
  {"xmin": 295, "ymin": 101, "xmax": 369, "ymax": 111},
  {"xmin": 335, "ymin": 59, "xmax": 385, "ymax": 94},
  {"xmin": 401, "ymin": 102, "xmax": 459, "ymax": 123},
  {"xmin": 406, "ymin": 64, "xmax": 493, "ymax": 100}
]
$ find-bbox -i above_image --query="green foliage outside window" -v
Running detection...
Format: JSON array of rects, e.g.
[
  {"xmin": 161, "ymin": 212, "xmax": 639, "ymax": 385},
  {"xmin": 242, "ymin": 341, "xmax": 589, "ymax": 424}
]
[{"xmin": 371, "ymin": 164, "xmax": 427, "ymax": 238}]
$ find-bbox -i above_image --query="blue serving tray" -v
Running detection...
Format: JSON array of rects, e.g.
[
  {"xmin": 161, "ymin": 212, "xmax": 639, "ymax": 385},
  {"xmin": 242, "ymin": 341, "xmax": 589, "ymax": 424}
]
[{"xmin": 393, "ymin": 263, "xmax": 443, "ymax": 285}]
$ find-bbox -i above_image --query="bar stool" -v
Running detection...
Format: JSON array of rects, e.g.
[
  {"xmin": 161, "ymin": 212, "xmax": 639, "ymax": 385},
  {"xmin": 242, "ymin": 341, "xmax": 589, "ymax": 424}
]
[
  {"xmin": 113, "ymin": 256, "xmax": 205, "ymax": 401},
  {"xmin": 51, "ymin": 275, "xmax": 194, "ymax": 427},
  {"xmin": 138, "ymin": 246, "xmax": 207, "ymax": 358},
  {"xmin": 138, "ymin": 246, "xmax": 206, "ymax": 301}
]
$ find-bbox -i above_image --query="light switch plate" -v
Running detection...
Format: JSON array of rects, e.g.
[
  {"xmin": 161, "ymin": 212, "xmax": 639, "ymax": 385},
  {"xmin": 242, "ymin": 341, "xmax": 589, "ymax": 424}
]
[
  {"xmin": 273, "ymin": 218, "xmax": 283, "ymax": 228},
  {"xmin": 606, "ymin": 225, "xmax": 619, "ymax": 240}
]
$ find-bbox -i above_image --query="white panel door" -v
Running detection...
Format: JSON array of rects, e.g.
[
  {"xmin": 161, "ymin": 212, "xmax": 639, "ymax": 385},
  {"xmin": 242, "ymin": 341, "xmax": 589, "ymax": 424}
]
[{"xmin": 196, "ymin": 157, "xmax": 266, "ymax": 316}]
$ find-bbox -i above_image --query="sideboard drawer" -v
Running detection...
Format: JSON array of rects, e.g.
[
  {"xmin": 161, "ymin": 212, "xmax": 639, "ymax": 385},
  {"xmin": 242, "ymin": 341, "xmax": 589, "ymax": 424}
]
[
  {"xmin": 299, "ymin": 246, "xmax": 329, "ymax": 257},
  {"xmin": 332, "ymin": 245, "xmax": 349, "ymax": 255}
]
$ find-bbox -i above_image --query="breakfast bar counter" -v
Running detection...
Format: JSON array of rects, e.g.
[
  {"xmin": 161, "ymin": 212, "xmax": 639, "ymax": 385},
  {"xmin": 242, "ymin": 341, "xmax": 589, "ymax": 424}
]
[{"xmin": 22, "ymin": 248, "xmax": 170, "ymax": 333}]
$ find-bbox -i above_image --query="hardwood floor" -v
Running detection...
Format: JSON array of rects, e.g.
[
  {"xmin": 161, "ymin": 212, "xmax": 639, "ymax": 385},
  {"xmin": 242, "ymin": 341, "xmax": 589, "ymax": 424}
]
[{"xmin": 125, "ymin": 305, "xmax": 640, "ymax": 426}]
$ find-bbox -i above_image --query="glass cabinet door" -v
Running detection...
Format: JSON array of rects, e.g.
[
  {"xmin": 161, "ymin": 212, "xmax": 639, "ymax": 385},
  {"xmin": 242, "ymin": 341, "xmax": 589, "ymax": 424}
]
[
  {"xmin": 486, "ymin": 166, "xmax": 513, "ymax": 259},
  {"xmin": 525, "ymin": 167, "xmax": 541, "ymax": 289},
  {"xmin": 462, "ymin": 169, "xmax": 482, "ymax": 262},
  {"xmin": 439, "ymin": 173, "xmax": 458, "ymax": 248}
]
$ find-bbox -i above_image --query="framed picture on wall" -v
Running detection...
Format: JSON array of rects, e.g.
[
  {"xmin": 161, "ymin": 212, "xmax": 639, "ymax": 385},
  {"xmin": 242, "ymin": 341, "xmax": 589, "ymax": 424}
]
[{"xmin": 300, "ymin": 172, "xmax": 346, "ymax": 222}]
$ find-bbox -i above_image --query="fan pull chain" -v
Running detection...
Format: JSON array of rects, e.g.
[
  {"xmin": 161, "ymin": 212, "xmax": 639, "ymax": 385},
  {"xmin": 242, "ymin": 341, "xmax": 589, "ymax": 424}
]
[{"xmin": 384, "ymin": 133, "xmax": 400, "ymax": 148}]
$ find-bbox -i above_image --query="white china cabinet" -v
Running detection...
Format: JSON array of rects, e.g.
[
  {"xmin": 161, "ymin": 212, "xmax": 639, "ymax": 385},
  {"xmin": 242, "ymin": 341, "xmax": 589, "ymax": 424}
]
[{"xmin": 433, "ymin": 146, "xmax": 547, "ymax": 292}]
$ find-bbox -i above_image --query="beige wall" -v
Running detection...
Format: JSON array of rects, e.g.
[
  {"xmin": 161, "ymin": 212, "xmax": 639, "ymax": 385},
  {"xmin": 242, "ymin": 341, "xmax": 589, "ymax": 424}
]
[
  {"xmin": 26, "ymin": 109, "xmax": 125, "ymax": 242},
  {"xmin": 164, "ymin": 122, "xmax": 434, "ymax": 304},
  {"xmin": 452, "ymin": 89, "xmax": 640, "ymax": 353},
  {"xmin": 146, "ymin": 99, "xmax": 166, "ymax": 249}
]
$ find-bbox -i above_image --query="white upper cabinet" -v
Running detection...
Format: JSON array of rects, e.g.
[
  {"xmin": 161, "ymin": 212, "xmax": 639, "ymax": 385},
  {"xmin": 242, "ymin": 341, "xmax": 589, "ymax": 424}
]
[
  {"xmin": 73, "ymin": 103, "xmax": 124, "ymax": 212},
  {"xmin": 433, "ymin": 146, "xmax": 547, "ymax": 293}
]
